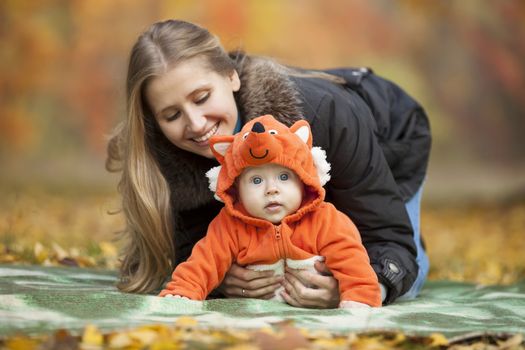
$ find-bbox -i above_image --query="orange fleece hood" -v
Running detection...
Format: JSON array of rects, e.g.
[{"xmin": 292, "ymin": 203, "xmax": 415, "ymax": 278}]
[{"xmin": 206, "ymin": 115, "xmax": 331, "ymax": 222}]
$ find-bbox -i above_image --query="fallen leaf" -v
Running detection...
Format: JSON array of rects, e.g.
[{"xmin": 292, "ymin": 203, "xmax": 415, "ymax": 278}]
[
  {"xmin": 351, "ymin": 335, "xmax": 391, "ymax": 350},
  {"xmin": 253, "ymin": 324, "xmax": 309, "ymax": 350},
  {"xmin": 99, "ymin": 241, "xmax": 117, "ymax": 258},
  {"xmin": 383, "ymin": 332, "xmax": 406, "ymax": 346},
  {"xmin": 4, "ymin": 336, "xmax": 39, "ymax": 350},
  {"xmin": 81, "ymin": 324, "xmax": 103, "ymax": 348},
  {"xmin": 127, "ymin": 329, "xmax": 159, "ymax": 346},
  {"xmin": 52, "ymin": 242, "xmax": 68, "ymax": 261},
  {"xmin": 107, "ymin": 332, "xmax": 133, "ymax": 348},
  {"xmin": 34, "ymin": 242, "xmax": 48, "ymax": 263},
  {"xmin": 174, "ymin": 316, "xmax": 198, "ymax": 328},
  {"xmin": 40, "ymin": 329, "xmax": 78, "ymax": 350},
  {"xmin": 497, "ymin": 334, "xmax": 523, "ymax": 349},
  {"xmin": 429, "ymin": 332, "xmax": 449, "ymax": 347}
]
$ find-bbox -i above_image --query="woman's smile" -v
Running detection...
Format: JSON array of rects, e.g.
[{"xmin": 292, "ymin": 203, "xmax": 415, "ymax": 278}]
[{"xmin": 191, "ymin": 123, "xmax": 219, "ymax": 145}]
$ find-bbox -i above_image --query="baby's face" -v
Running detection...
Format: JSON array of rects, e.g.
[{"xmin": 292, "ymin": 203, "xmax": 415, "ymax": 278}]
[{"xmin": 237, "ymin": 164, "xmax": 303, "ymax": 224}]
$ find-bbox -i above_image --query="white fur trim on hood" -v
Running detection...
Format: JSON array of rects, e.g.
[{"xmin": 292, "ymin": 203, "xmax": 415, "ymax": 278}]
[
  {"xmin": 205, "ymin": 165, "xmax": 223, "ymax": 202},
  {"xmin": 311, "ymin": 146, "xmax": 331, "ymax": 186}
]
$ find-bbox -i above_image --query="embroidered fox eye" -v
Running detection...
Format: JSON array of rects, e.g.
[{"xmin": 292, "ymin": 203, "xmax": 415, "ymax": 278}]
[
  {"xmin": 242, "ymin": 132, "xmax": 250, "ymax": 140},
  {"xmin": 268, "ymin": 130, "xmax": 278, "ymax": 135}
]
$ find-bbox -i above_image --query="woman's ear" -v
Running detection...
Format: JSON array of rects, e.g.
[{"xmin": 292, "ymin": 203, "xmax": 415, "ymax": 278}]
[
  {"xmin": 230, "ymin": 70, "xmax": 241, "ymax": 92},
  {"xmin": 209, "ymin": 135, "xmax": 234, "ymax": 163}
]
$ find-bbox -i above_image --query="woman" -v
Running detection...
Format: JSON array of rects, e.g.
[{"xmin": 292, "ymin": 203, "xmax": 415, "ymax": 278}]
[{"xmin": 106, "ymin": 19, "xmax": 431, "ymax": 307}]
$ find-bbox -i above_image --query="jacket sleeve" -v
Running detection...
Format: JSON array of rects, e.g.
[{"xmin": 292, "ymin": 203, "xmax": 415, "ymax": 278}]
[
  {"xmin": 315, "ymin": 204, "xmax": 381, "ymax": 307},
  {"xmin": 160, "ymin": 210, "xmax": 238, "ymax": 300},
  {"xmin": 309, "ymin": 87, "xmax": 418, "ymax": 304}
]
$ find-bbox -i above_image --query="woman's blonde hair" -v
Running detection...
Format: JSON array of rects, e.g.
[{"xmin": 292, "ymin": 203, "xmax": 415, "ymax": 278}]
[
  {"xmin": 107, "ymin": 19, "xmax": 345, "ymax": 294},
  {"xmin": 106, "ymin": 20, "xmax": 236, "ymax": 293}
]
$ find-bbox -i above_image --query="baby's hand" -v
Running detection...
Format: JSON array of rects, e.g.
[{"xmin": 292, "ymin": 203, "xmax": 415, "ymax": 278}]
[
  {"xmin": 164, "ymin": 294, "xmax": 190, "ymax": 300},
  {"xmin": 339, "ymin": 300, "xmax": 371, "ymax": 309}
]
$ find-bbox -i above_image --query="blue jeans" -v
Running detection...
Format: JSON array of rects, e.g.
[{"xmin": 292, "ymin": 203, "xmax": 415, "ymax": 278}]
[{"xmin": 398, "ymin": 185, "xmax": 429, "ymax": 300}]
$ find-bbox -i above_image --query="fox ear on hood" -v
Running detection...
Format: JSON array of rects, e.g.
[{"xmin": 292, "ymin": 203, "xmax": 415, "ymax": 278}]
[
  {"xmin": 209, "ymin": 135, "xmax": 234, "ymax": 164},
  {"xmin": 290, "ymin": 119, "xmax": 312, "ymax": 148}
]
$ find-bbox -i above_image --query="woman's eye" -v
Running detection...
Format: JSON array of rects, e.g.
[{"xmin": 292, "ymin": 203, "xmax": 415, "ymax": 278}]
[
  {"xmin": 268, "ymin": 129, "xmax": 278, "ymax": 135},
  {"xmin": 279, "ymin": 173, "xmax": 289, "ymax": 181},
  {"xmin": 166, "ymin": 112, "xmax": 181, "ymax": 122},
  {"xmin": 252, "ymin": 177, "xmax": 262, "ymax": 185},
  {"xmin": 195, "ymin": 93, "xmax": 210, "ymax": 104}
]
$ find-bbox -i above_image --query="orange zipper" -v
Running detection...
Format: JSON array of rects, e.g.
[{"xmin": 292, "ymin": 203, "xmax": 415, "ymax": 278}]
[
  {"xmin": 274, "ymin": 225, "xmax": 285, "ymax": 258},
  {"xmin": 275, "ymin": 225, "xmax": 282, "ymax": 240}
]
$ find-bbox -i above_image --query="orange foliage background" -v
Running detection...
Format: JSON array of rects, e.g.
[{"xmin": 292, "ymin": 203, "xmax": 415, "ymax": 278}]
[
  {"xmin": 1, "ymin": 0, "xmax": 524, "ymax": 292},
  {"xmin": 1, "ymin": 0, "xmax": 524, "ymax": 202}
]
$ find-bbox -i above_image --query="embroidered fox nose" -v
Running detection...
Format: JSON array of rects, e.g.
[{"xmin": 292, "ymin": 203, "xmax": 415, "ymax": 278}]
[
  {"xmin": 252, "ymin": 122, "xmax": 265, "ymax": 133},
  {"xmin": 240, "ymin": 121, "xmax": 282, "ymax": 165}
]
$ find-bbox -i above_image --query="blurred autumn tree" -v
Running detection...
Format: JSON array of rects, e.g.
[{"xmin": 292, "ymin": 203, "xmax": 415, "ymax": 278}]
[
  {"xmin": 0, "ymin": 0, "xmax": 156, "ymax": 157},
  {"xmin": 399, "ymin": 1, "xmax": 525, "ymax": 164},
  {"xmin": 0, "ymin": 0, "xmax": 523, "ymax": 194}
]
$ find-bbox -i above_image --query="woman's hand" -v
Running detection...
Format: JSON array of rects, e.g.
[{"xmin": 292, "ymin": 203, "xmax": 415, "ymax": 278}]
[
  {"xmin": 280, "ymin": 260, "xmax": 340, "ymax": 308},
  {"xmin": 218, "ymin": 263, "xmax": 283, "ymax": 299}
]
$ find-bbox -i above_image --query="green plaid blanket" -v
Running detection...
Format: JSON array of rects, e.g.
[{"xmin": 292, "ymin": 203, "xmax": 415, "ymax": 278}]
[{"xmin": 1, "ymin": 264, "xmax": 524, "ymax": 337}]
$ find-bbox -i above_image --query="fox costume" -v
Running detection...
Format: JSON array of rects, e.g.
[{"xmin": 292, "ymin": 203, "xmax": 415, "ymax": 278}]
[{"xmin": 159, "ymin": 115, "xmax": 381, "ymax": 307}]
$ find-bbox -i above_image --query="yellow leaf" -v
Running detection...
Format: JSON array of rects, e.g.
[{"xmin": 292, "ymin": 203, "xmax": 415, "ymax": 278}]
[
  {"xmin": 258, "ymin": 327, "xmax": 277, "ymax": 335},
  {"xmin": 175, "ymin": 316, "xmax": 198, "ymax": 327},
  {"xmin": 150, "ymin": 339, "xmax": 183, "ymax": 350},
  {"xmin": 34, "ymin": 242, "xmax": 48, "ymax": 263},
  {"xmin": 52, "ymin": 242, "xmax": 68, "ymax": 260},
  {"xmin": 70, "ymin": 247, "xmax": 80, "ymax": 257},
  {"xmin": 5, "ymin": 336, "xmax": 39, "ymax": 350},
  {"xmin": 81, "ymin": 324, "xmax": 104, "ymax": 347},
  {"xmin": 107, "ymin": 332, "xmax": 133, "ymax": 348},
  {"xmin": 99, "ymin": 241, "xmax": 117, "ymax": 257},
  {"xmin": 138, "ymin": 324, "xmax": 170, "ymax": 334},
  {"xmin": 128, "ymin": 329, "xmax": 158, "ymax": 346},
  {"xmin": 222, "ymin": 344, "xmax": 260, "ymax": 350},
  {"xmin": 0, "ymin": 253, "xmax": 17, "ymax": 263},
  {"xmin": 351, "ymin": 336, "xmax": 390, "ymax": 350},
  {"xmin": 383, "ymin": 332, "xmax": 406, "ymax": 346},
  {"xmin": 428, "ymin": 333, "xmax": 448, "ymax": 347},
  {"xmin": 497, "ymin": 334, "xmax": 523, "ymax": 349}
]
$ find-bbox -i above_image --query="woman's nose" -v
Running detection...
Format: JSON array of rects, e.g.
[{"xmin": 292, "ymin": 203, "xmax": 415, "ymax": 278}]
[{"xmin": 185, "ymin": 109, "xmax": 207, "ymax": 133}]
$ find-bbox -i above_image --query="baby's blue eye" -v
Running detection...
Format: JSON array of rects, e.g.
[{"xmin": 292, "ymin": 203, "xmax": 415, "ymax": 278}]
[
  {"xmin": 252, "ymin": 177, "xmax": 262, "ymax": 185},
  {"xmin": 279, "ymin": 173, "xmax": 289, "ymax": 181}
]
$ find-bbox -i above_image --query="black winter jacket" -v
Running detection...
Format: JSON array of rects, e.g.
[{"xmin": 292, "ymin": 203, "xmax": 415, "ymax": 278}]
[{"xmin": 155, "ymin": 56, "xmax": 431, "ymax": 304}]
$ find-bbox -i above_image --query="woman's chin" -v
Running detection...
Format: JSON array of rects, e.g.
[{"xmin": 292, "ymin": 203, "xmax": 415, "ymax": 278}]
[{"xmin": 197, "ymin": 148, "xmax": 214, "ymax": 159}]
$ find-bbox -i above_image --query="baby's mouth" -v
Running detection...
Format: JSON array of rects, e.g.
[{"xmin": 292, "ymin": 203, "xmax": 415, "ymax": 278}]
[
  {"xmin": 192, "ymin": 123, "xmax": 219, "ymax": 143},
  {"xmin": 265, "ymin": 202, "xmax": 282, "ymax": 211}
]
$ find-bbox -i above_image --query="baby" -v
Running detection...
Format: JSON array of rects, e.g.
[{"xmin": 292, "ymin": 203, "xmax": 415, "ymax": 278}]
[{"xmin": 159, "ymin": 115, "xmax": 381, "ymax": 308}]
